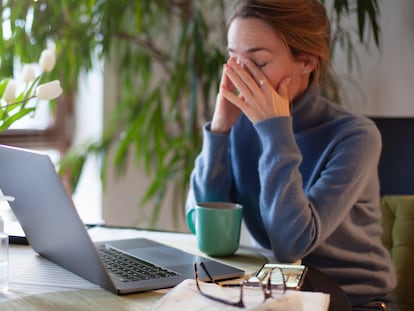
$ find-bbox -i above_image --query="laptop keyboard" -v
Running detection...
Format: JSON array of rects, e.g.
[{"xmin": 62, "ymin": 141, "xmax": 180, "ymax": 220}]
[{"xmin": 99, "ymin": 245, "xmax": 179, "ymax": 282}]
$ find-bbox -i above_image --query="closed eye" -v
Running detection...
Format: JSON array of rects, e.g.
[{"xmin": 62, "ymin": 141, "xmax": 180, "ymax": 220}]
[{"xmin": 254, "ymin": 62, "xmax": 267, "ymax": 68}]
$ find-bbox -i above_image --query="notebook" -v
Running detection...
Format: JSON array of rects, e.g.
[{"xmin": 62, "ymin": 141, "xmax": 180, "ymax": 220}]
[{"xmin": 0, "ymin": 144, "xmax": 244, "ymax": 294}]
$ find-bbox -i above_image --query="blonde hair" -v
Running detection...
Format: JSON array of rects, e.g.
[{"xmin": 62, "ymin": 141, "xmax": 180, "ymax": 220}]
[{"xmin": 230, "ymin": 0, "xmax": 331, "ymax": 84}]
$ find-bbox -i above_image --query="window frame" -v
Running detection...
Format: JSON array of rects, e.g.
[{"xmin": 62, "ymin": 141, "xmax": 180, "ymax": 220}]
[{"xmin": 0, "ymin": 92, "xmax": 72, "ymax": 154}]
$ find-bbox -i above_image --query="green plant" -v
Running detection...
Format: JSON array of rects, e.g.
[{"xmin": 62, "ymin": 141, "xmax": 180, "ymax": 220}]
[
  {"xmin": 0, "ymin": 0, "xmax": 380, "ymax": 229},
  {"xmin": 321, "ymin": 0, "xmax": 380, "ymax": 101}
]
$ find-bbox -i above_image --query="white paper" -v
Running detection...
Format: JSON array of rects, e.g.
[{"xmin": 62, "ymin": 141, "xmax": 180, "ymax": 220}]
[
  {"xmin": 0, "ymin": 246, "xmax": 100, "ymax": 303},
  {"xmin": 152, "ymin": 279, "xmax": 330, "ymax": 311}
]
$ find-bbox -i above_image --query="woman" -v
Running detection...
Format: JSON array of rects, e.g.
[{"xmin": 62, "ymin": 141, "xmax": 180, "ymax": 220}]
[{"xmin": 185, "ymin": 0, "xmax": 397, "ymax": 309}]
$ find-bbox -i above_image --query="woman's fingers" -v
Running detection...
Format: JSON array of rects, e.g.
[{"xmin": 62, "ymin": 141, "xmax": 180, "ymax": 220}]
[
  {"xmin": 219, "ymin": 64, "xmax": 234, "ymax": 93},
  {"xmin": 220, "ymin": 87, "xmax": 244, "ymax": 107},
  {"xmin": 224, "ymin": 63, "xmax": 263, "ymax": 106},
  {"xmin": 242, "ymin": 58, "xmax": 268, "ymax": 89},
  {"xmin": 222, "ymin": 57, "xmax": 292, "ymax": 122}
]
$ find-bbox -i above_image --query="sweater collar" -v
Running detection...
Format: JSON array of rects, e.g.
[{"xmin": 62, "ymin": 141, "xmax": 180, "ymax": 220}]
[{"xmin": 290, "ymin": 85, "xmax": 325, "ymax": 132}]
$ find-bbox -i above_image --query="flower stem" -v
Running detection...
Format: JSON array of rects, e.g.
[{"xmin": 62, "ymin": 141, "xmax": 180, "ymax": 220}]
[{"xmin": 0, "ymin": 95, "xmax": 36, "ymax": 109}]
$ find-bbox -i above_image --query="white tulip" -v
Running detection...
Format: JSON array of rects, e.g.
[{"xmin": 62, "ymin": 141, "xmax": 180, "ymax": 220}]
[
  {"xmin": 22, "ymin": 64, "xmax": 37, "ymax": 84},
  {"xmin": 2, "ymin": 79, "xmax": 17, "ymax": 103},
  {"xmin": 39, "ymin": 49, "xmax": 56, "ymax": 72},
  {"xmin": 35, "ymin": 80, "xmax": 63, "ymax": 100}
]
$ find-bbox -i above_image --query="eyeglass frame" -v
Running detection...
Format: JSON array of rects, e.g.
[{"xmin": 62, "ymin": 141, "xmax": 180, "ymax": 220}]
[{"xmin": 193, "ymin": 262, "xmax": 287, "ymax": 308}]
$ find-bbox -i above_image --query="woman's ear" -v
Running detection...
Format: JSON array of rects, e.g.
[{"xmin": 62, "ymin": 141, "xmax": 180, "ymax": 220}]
[{"xmin": 299, "ymin": 54, "xmax": 317, "ymax": 75}]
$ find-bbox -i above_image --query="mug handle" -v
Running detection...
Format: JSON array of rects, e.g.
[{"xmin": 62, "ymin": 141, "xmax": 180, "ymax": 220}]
[{"xmin": 186, "ymin": 207, "xmax": 196, "ymax": 234}]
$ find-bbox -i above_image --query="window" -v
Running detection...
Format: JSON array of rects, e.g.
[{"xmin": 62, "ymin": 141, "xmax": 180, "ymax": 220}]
[{"xmin": 0, "ymin": 68, "xmax": 103, "ymax": 225}]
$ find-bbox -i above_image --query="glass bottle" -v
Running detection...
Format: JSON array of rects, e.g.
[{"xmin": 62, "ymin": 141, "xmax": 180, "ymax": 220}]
[{"xmin": 0, "ymin": 216, "xmax": 9, "ymax": 292}]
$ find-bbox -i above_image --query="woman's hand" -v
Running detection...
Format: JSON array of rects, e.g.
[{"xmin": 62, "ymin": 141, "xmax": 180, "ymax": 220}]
[
  {"xmin": 221, "ymin": 57, "xmax": 291, "ymax": 123},
  {"xmin": 210, "ymin": 65, "xmax": 242, "ymax": 133}
]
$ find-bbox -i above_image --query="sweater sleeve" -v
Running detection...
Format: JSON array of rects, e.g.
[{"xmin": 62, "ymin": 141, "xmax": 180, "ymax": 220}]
[
  {"xmin": 185, "ymin": 123, "xmax": 235, "ymax": 222},
  {"xmin": 254, "ymin": 116, "xmax": 381, "ymax": 262}
]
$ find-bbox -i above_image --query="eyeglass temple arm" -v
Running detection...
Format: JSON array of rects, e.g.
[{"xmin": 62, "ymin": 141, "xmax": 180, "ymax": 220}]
[{"xmin": 194, "ymin": 263, "xmax": 245, "ymax": 308}]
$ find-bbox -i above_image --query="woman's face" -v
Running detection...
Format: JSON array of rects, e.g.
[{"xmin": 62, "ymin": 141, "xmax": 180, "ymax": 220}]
[{"xmin": 227, "ymin": 17, "xmax": 313, "ymax": 101}]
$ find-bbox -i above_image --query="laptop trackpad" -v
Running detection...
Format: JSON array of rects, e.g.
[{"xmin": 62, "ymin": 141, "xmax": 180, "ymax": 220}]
[{"xmin": 125, "ymin": 245, "xmax": 195, "ymax": 267}]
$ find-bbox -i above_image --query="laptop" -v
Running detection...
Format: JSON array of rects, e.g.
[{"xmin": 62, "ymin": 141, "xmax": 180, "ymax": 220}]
[{"xmin": 0, "ymin": 144, "xmax": 244, "ymax": 294}]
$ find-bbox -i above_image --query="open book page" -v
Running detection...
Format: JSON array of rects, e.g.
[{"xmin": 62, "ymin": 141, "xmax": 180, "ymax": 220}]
[{"xmin": 152, "ymin": 279, "xmax": 330, "ymax": 311}]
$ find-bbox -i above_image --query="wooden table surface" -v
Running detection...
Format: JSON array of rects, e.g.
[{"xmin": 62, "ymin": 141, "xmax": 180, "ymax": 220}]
[{"xmin": 0, "ymin": 228, "xmax": 268, "ymax": 310}]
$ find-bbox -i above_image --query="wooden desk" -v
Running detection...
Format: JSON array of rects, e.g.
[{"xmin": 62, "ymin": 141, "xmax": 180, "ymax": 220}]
[{"xmin": 0, "ymin": 228, "xmax": 268, "ymax": 310}]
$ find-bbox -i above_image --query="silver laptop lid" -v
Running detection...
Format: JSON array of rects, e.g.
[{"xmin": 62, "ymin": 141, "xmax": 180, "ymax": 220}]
[{"xmin": 0, "ymin": 144, "xmax": 116, "ymax": 292}]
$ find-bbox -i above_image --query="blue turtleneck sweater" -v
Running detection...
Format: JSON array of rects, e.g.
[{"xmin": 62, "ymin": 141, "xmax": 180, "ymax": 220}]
[{"xmin": 185, "ymin": 85, "xmax": 396, "ymax": 305}]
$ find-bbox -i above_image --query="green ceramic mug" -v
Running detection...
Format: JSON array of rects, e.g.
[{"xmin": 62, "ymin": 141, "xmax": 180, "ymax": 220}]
[{"xmin": 187, "ymin": 202, "xmax": 243, "ymax": 257}]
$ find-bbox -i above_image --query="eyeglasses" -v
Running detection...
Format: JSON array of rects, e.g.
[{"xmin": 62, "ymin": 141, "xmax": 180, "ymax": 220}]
[{"xmin": 194, "ymin": 262, "xmax": 287, "ymax": 309}]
